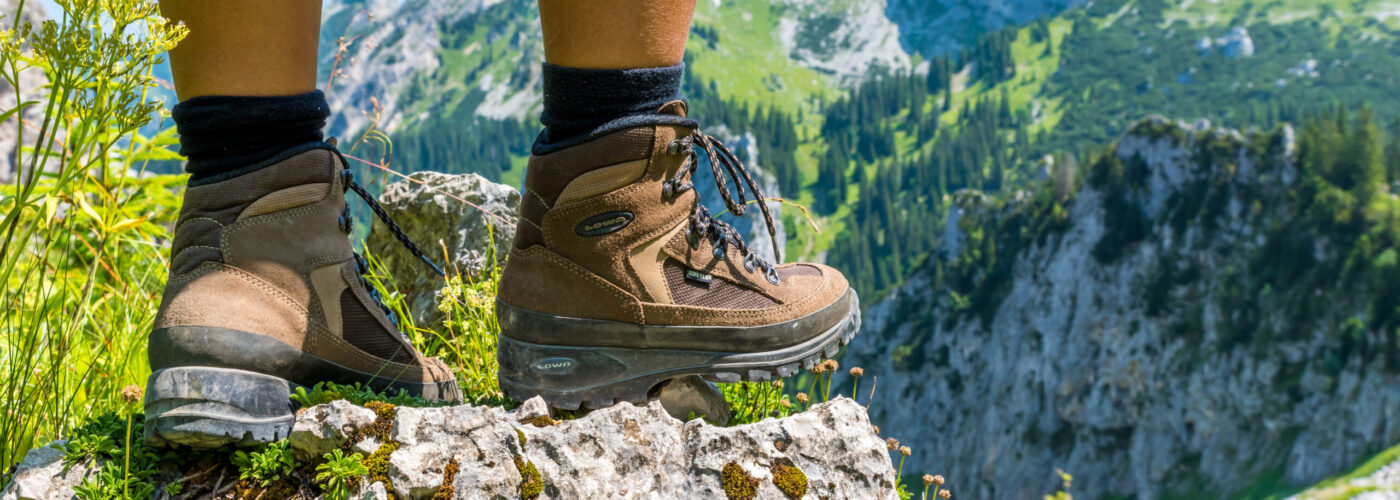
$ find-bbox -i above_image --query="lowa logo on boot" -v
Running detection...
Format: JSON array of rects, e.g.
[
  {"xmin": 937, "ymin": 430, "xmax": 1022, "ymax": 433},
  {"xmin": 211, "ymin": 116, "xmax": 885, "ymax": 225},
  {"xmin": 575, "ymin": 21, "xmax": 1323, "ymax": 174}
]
[{"xmin": 576, "ymin": 211, "xmax": 634, "ymax": 236}]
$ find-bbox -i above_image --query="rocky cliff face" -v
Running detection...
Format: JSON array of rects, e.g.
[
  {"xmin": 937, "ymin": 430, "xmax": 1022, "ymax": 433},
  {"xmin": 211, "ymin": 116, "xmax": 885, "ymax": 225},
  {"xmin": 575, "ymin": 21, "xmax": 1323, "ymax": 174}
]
[
  {"xmin": 774, "ymin": 0, "xmax": 909, "ymax": 83},
  {"xmin": 319, "ymin": 0, "xmax": 912, "ymax": 139},
  {"xmin": 886, "ymin": 0, "xmax": 1084, "ymax": 55},
  {"xmin": 844, "ymin": 117, "xmax": 1400, "ymax": 499}
]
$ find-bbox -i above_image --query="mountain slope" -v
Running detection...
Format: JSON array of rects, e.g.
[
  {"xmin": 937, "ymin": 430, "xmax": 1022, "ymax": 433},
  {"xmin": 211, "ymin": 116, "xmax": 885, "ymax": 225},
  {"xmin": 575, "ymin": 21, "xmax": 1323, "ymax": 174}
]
[{"xmin": 844, "ymin": 116, "xmax": 1400, "ymax": 499}]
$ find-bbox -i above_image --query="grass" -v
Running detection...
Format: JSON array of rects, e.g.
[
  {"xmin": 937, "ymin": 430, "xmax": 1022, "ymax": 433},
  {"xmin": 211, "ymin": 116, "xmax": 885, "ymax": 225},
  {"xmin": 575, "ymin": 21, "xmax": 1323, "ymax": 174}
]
[
  {"xmin": 1285, "ymin": 443, "xmax": 1400, "ymax": 500},
  {"xmin": 0, "ymin": 0, "xmax": 186, "ymax": 473}
]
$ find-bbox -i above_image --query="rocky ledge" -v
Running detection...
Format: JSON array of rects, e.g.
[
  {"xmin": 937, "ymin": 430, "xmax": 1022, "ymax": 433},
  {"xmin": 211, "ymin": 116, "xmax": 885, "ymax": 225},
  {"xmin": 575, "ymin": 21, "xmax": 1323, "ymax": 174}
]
[{"xmin": 4, "ymin": 397, "xmax": 897, "ymax": 499}]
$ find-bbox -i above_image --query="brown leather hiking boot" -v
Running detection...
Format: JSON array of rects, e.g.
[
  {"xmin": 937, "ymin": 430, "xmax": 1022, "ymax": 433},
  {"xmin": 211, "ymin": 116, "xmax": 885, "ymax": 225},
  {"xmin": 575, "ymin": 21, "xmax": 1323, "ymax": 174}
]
[
  {"xmin": 496, "ymin": 102, "xmax": 860, "ymax": 410},
  {"xmin": 144, "ymin": 146, "xmax": 461, "ymax": 448}
]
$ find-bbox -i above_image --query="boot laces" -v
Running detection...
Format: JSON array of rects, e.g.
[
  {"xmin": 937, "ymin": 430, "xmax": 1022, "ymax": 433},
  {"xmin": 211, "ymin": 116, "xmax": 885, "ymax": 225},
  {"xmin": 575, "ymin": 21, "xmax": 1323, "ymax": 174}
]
[
  {"xmin": 665, "ymin": 131, "xmax": 782, "ymax": 286},
  {"xmin": 338, "ymin": 168, "xmax": 446, "ymax": 328}
]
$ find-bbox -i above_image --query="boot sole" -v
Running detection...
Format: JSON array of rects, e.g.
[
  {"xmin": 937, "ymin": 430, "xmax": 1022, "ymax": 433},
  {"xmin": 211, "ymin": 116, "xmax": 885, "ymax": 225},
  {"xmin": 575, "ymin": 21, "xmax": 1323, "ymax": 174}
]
[
  {"xmin": 145, "ymin": 327, "xmax": 462, "ymax": 448},
  {"xmin": 496, "ymin": 290, "xmax": 861, "ymax": 410},
  {"xmin": 143, "ymin": 366, "xmax": 298, "ymax": 449}
]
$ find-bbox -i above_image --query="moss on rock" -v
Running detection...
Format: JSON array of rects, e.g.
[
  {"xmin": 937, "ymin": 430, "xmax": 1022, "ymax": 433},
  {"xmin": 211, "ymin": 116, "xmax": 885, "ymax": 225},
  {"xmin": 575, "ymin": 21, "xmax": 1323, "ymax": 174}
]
[
  {"xmin": 514, "ymin": 454, "xmax": 543, "ymax": 499},
  {"xmin": 363, "ymin": 401, "xmax": 397, "ymax": 441},
  {"xmin": 366, "ymin": 440, "xmax": 402, "ymax": 498},
  {"xmin": 721, "ymin": 462, "xmax": 759, "ymax": 500},
  {"xmin": 520, "ymin": 414, "xmax": 558, "ymax": 427},
  {"xmin": 431, "ymin": 457, "xmax": 460, "ymax": 500},
  {"xmin": 770, "ymin": 458, "xmax": 808, "ymax": 499}
]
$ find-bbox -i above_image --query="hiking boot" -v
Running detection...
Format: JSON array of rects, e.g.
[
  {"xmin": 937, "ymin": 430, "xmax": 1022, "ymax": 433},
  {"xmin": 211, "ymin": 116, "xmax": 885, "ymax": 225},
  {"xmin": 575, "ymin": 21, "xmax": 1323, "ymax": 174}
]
[
  {"xmin": 144, "ymin": 146, "xmax": 461, "ymax": 448},
  {"xmin": 496, "ymin": 102, "xmax": 860, "ymax": 410}
]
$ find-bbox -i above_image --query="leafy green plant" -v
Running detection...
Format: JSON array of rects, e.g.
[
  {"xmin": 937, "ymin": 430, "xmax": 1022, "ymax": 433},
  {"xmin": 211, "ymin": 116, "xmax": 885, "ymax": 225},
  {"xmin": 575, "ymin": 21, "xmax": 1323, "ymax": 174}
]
[
  {"xmin": 291, "ymin": 380, "xmax": 451, "ymax": 409},
  {"xmin": 721, "ymin": 380, "xmax": 793, "ymax": 425},
  {"xmin": 316, "ymin": 449, "xmax": 369, "ymax": 500},
  {"xmin": 351, "ymin": 235, "xmax": 513, "ymax": 407},
  {"xmin": 62, "ymin": 433, "xmax": 117, "ymax": 468},
  {"xmin": 232, "ymin": 440, "xmax": 298, "ymax": 487},
  {"xmin": 61, "ymin": 411, "xmax": 170, "ymax": 500}
]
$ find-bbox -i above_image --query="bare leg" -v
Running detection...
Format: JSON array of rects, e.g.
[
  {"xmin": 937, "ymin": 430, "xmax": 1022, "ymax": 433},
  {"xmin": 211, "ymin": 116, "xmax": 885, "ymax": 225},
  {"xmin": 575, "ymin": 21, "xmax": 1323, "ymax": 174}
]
[
  {"xmin": 538, "ymin": 0, "xmax": 697, "ymax": 70},
  {"xmin": 158, "ymin": 0, "xmax": 321, "ymax": 99}
]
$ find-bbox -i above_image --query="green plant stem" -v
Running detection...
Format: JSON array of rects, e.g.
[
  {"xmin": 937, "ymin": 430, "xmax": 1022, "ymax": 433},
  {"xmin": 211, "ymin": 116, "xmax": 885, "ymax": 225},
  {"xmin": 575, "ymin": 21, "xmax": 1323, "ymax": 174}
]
[{"xmin": 122, "ymin": 410, "xmax": 132, "ymax": 498}]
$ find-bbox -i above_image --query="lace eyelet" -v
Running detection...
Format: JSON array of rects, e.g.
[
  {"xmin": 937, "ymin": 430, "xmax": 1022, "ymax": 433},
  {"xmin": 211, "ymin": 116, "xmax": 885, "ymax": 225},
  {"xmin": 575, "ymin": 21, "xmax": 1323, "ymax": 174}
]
[
  {"xmin": 338, "ymin": 206, "xmax": 353, "ymax": 233},
  {"xmin": 686, "ymin": 228, "xmax": 701, "ymax": 249},
  {"xmin": 667, "ymin": 139, "xmax": 693, "ymax": 155},
  {"xmin": 662, "ymin": 181, "xmax": 675, "ymax": 199},
  {"xmin": 744, "ymin": 258, "xmax": 755, "ymax": 273},
  {"xmin": 766, "ymin": 268, "xmax": 780, "ymax": 286}
]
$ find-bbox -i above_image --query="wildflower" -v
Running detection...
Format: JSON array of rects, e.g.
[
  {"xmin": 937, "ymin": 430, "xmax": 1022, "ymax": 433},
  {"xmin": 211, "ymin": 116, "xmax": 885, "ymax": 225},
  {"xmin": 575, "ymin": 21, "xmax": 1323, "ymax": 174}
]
[
  {"xmin": 779, "ymin": 399, "xmax": 792, "ymax": 409},
  {"xmin": 120, "ymin": 385, "xmax": 143, "ymax": 404},
  {"xmin": 850, "ymin": 366, "xmax": 865, "ymax": 398},
  {"xmin": 886, "ymin": 438, "xmax": 899, "ymax": 450},
  {"xmin": 771, "ymin": 380, "xmax": 783, "ymax": 389},
  {"xmin": 812, "ymin": 364, "xmax": 826, "ymax": 374},
  {"xmin": 932, "ymin": 475, "xmax": 945, "ymax": 486},
  {"xmin": 939, "ymin": 489, "xmax": 951, "ymax": 499},
  {"xmin": 923, "ymin": 475, "xmax": 935, "ymax": 486},
  {"xmin": 796, "ymin": 393, "xmax": 809, "ymax": 403},
  {"xmin": 900, "ymin": 446, "xmax": 911, "ymax": 457},
  {"xmin": 823, "ymin": 359, "xmax": 839, "ymax": 372}
]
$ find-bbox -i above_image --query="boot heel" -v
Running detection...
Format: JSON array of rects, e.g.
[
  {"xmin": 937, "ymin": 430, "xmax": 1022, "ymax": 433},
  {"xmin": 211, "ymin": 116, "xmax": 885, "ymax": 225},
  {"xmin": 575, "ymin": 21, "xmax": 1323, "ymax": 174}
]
[{"xmin": 143, "ymin": 366, "xmax": 297, "ymax": 448}]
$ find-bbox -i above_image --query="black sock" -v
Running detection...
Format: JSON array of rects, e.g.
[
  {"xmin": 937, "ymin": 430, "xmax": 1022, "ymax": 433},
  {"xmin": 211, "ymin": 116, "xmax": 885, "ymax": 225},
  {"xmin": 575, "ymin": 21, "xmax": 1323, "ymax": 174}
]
[
  {"xmin": 535, "ymin": 63, "xmax": 698, "ymax": 155},
  {"xmin": 172, "ymin": 90, "xmax": 332, "ymax": 185}
]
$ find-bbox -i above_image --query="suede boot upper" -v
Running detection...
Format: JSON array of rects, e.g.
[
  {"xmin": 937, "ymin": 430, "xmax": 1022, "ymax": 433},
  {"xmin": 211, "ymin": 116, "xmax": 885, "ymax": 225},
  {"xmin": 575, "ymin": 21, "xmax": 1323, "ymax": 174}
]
[
  {"xmin": 499, "ymin": 102, "xmax": 851, "ymax": 339},
  {"xmin": 152, "ymin": 148, "xmax": 459, "ymax": 400}
]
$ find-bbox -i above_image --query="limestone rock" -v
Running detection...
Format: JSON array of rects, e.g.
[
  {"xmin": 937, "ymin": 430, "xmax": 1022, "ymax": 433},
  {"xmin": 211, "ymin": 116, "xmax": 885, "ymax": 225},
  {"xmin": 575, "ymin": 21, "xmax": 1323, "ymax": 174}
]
[
  {"xmin": 681, "ymin": 397, "xmax": 897, "ymax": 499},
  {"xmin": 275, "ymin": 396, "xmax": 894, "ymax": 499},
  {"xmin": 510, "ymin": 396, "xmax": 550, "ymax": 423},
  {"xmin": 290, "ymin": 399, "xmax": 379, "ymax": 460},
  {"xmin": 358, "ymin": 481, "xmax": 390, "ymax": 500},
  {"xmin": 0, "ymin": 442, "xmax": 95, "ymax": 500},
  {"xmin": 365, "ymin": 171, "xmax": 519, "ymax": 326}
]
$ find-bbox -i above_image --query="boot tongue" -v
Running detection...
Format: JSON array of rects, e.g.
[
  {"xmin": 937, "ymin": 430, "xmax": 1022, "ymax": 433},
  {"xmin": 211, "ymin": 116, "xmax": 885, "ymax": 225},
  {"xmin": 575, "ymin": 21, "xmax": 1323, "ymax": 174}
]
[{"xmin": 657, "ymin": 100, "xmax": 689, "ymax": 118}]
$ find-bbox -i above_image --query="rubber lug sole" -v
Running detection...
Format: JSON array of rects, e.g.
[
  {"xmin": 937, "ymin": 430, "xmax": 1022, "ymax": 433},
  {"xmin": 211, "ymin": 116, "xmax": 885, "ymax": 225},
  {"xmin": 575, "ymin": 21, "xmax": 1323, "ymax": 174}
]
[
  {"xmin": 143, "ymin": 366, "xmax": 298, "ymax": 449},
  {"xmin": 497, "ymin": 293, "xmax": 861, "ymax": 411}
]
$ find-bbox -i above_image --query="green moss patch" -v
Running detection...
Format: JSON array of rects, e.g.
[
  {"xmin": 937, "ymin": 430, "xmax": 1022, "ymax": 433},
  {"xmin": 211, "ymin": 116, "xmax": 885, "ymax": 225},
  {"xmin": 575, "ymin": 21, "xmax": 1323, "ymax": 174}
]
[
  {"xmin": 514, "ymin": 454, "xmax": 543, "ymax": 499},
  {"xmin": 366, "ymin": 440, "xmax": 402, "ymax": 498},
  {"xmin": 721, "ymin": 462, "xmax": 759, "ymax": 500},
  {"xmin": 363, "ymin": 401, "xmax": 397, "ymax": 441},
  {"xmin": 431, "ymin": 457, "xmax": 460, "ymax": 500},
  {"xmin": 520, "ymin": 415, "xmax": 558, "ymax": 427},
  {"xmin": 770, "ymin": 458, "xmax": 808, "ymax": 499},
  {"xmin": 516, "ymin": 428, "xmax": 528, "ymax": 448}
]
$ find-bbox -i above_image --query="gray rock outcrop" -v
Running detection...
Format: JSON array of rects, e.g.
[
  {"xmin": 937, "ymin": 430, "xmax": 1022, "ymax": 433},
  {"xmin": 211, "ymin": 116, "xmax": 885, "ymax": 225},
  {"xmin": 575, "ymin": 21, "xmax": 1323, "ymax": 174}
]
[
  {"xmin": 365, "ymin": 171, "xmax": 519, "ymax": 326},
  {"xmin": 290, "ymin": 396, "xmax": 896, "ymax": 499},
  {"xmin": 844, "ymin": 116, "xmax": 1400, "ymax": 499},
  {"xmin": 4, "ymin": 397, "xmax": 897, "ymax": 499},
  {"xmin": 0, "ymin": 442, "xmax": 94, "ymax": 500}
]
